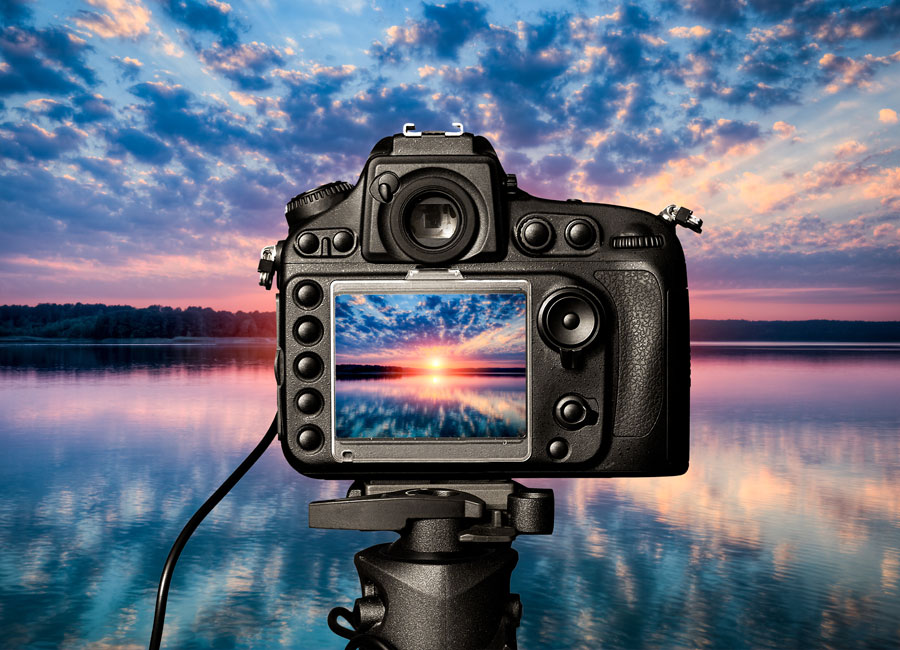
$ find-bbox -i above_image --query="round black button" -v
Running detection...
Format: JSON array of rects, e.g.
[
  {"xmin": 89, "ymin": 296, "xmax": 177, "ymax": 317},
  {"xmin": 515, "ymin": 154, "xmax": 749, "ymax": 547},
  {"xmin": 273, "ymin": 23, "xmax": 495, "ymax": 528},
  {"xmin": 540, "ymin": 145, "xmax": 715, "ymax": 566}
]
[
  {"xmin": 294, "ymin": 281, "xmax": 322, "ymax": 309},
  {"xmin": 295, "ymin": 353, "xmax": 323, "ymax": 380},
  {"xmin": 548, "ymin": 438, "xmax": 569, "ymax": 460},
  {"xmin": 297, "ymin": 426, "xmax": 323, "ymax": 452},
  {"xmin": 297, "ymin": 232, "xmax": 319, "ymax": 255},
  {"xmin": 518, "ymin": 217, "xmax": 553, "ymax": 252},
  {"xmin": 540, "ymin": 290, "xmax": 601, "ymax": 349},
  {"xmin": 295, "ymin": 317, "xmax": 322, "ymax": 345},
  {"xmin": 296, "ymin": 389, "xmax": 323, "ymax": 415},
  {"xmin": 561, "ymin": 399, "xmax": 586, "ymax": 424},
  {"xmin": 566, "ymin": 219, "xmax": 596, "ymax": 249},
  {"xmin": 333, "ymin": 230, "xmax": 354, "ymax": 253}
]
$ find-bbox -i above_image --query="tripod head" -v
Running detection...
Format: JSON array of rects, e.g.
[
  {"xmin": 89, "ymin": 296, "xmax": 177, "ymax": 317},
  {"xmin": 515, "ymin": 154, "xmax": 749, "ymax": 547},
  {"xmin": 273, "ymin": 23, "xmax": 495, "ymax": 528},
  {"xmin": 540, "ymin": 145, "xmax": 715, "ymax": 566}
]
[{"xmin": 310, "ymin": 480, "xmax": 554, "ymax": 650}]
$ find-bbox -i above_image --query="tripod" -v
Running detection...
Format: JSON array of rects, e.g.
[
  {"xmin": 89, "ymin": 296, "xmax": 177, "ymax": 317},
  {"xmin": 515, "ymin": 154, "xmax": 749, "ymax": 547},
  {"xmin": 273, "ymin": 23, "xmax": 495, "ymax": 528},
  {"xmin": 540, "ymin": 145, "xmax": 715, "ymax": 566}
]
[{"xmin": 309, "ymin": 480, "xmax": 555, "ymax": 650}]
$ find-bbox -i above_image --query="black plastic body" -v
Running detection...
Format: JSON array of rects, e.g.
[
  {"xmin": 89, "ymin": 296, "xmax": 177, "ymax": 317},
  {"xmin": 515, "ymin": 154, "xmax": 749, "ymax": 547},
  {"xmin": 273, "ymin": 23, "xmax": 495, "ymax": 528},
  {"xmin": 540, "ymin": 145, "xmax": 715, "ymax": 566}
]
[{"xmin": 274, "ymin": 130, "xmax": 691, "ymax": 479}]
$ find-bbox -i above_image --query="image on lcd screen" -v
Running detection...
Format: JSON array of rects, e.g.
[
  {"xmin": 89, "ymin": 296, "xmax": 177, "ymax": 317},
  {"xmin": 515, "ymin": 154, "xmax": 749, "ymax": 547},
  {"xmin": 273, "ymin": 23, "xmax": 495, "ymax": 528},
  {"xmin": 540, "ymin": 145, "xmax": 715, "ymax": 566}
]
[{"xmin": 334, "ymin": 292, "xmax": 527, "ymax": 439}]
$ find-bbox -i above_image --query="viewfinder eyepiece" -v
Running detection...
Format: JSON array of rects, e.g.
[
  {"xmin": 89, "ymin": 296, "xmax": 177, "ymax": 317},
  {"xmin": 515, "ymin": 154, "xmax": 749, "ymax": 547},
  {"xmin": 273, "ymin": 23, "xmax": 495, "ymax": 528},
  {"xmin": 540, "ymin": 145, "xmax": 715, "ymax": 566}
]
[{"xmin": 405, "ymin": 194, "xmax": 461, "ymax": 249}]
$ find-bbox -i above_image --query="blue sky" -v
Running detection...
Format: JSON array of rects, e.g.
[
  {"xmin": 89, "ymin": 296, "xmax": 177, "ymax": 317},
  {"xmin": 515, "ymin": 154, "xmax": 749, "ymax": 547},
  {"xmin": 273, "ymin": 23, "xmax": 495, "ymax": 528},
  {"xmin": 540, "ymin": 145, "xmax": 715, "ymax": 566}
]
[
  {"xmin": 0, "ymin": 0, "xmax": 898, "ymax": 319},
  {"xmin": 334, "ymin": 292, "xmax": 527, "ymax": 366}
]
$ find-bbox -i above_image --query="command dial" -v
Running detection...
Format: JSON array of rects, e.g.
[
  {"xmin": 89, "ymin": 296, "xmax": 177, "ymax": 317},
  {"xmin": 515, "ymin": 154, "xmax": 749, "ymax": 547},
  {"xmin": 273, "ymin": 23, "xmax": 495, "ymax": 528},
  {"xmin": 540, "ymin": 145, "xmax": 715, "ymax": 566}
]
[{"xmin": 285, "ymin": 181, "xmax": 353, "ymax": 226}]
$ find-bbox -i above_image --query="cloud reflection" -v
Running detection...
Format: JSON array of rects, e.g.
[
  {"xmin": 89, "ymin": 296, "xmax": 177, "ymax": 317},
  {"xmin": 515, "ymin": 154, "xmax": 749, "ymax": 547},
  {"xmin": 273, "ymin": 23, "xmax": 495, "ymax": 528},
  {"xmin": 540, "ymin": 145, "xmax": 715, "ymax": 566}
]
[{"xmin": 0, "ymin": 345, "xmax": 898, "ymax": 648}]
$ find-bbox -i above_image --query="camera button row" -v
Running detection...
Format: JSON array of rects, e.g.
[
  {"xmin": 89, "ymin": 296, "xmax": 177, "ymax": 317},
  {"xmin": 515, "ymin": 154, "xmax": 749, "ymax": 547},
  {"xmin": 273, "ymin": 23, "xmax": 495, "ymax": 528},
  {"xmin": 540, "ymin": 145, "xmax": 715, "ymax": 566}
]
[
  {"xmin": 515, "ymin": 214, "xmax": 600, "ymax": 256},
  {"xmin": 295, "ymin": 229, "xmax": 357, "ymax": 257}
]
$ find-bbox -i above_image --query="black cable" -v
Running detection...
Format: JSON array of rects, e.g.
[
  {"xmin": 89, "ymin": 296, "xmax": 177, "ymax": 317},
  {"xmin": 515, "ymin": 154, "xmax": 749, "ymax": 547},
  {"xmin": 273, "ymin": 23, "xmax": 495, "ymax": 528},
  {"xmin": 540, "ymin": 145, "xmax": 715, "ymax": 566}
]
[
  {"xmin": 328, "ymin": 605, "xmax": 397, "ymax": 650},
  {"xmin": 148, "ymin": 414, "xmax": 278, "ymax": 650},
  {"xmin": 328, "ymin": 606, "xmax": 359, "ymax": 640}
]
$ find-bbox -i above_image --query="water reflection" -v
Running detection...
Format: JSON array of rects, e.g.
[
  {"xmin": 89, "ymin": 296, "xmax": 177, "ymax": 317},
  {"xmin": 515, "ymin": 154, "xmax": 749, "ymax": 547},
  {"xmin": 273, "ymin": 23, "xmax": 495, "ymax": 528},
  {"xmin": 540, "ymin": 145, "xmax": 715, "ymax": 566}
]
[
  {"xmin": 0, "ymin": 344, "xmax": 897, "ymax": 648},
  {"xmin": 335, "ymin": 374, "xmax": 527, "ymax": 438}
]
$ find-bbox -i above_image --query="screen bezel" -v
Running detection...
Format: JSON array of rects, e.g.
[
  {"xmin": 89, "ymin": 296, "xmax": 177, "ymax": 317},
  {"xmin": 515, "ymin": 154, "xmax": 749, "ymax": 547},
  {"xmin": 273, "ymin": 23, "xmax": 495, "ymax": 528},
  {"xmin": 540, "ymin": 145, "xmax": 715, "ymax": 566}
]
[{"xmin": 330, "ymin": 278, "xmax": 532, "ymax": 463}]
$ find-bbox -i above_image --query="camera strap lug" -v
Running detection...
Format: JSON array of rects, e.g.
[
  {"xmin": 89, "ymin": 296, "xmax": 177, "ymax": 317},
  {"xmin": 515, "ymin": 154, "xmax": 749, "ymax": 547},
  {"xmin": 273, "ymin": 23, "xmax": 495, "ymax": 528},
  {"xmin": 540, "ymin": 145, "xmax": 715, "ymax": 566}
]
[
  {"xmin": 257, "ymin": 243, "xmax": 281, "ymax": 290},
  {"xmin": 658, "ymin": 204, "xmax": 703, "ymax": 233}
]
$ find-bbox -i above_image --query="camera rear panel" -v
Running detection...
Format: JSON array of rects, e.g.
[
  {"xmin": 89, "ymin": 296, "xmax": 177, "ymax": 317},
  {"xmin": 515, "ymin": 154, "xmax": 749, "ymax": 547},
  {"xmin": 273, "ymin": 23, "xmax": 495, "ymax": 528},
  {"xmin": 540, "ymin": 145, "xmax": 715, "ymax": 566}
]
[{"xmin": 273, "ymin": 131, "xmax": 691, "ymax": 479}]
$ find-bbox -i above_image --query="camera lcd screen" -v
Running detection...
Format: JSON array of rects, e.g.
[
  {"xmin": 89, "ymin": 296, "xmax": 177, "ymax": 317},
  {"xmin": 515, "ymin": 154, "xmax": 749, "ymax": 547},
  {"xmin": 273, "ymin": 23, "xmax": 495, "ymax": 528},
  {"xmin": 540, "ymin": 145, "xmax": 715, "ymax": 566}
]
[{"xmin": 333, "ymin": 291, "xmax": 527, "ymax": 440}]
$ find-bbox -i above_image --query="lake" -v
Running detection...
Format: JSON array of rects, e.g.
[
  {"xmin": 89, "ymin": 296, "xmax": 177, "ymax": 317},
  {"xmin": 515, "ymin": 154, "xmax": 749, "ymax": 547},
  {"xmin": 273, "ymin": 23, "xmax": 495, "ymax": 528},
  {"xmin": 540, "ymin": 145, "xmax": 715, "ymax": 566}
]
[{"xmin": 0, "ymin": 342, "xmax": 898, "ymax": 649}]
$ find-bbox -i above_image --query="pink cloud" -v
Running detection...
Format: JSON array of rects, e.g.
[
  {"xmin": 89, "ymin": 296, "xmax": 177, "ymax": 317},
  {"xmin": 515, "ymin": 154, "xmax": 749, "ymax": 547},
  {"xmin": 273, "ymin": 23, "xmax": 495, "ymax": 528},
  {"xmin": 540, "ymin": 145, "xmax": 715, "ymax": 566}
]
[
  {"xmin": 819, "ymin": 50, "xmax": 900, "ymax": 93},
  {"xmin": 73, "ymin": 0, "xmax": 151, "ymax": 39},
  {"xmin": 879, "ymin": 108, "xmax": 898, "ymax": 124}
]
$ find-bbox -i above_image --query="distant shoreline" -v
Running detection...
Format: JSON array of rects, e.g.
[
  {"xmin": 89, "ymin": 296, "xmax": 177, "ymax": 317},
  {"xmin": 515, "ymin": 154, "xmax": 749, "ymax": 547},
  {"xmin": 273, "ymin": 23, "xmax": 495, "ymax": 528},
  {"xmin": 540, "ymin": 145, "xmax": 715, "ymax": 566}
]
[
  {"xmin": 2, "ymin": 302, "xmax": 899, "ymax": 343},
  {"xmin": 2, "ymin": 338, "xmax": 899, "ymax": 351},
  {"xmin": 0, "ymin": 336, "xmax": 276, "ymax": 345}
]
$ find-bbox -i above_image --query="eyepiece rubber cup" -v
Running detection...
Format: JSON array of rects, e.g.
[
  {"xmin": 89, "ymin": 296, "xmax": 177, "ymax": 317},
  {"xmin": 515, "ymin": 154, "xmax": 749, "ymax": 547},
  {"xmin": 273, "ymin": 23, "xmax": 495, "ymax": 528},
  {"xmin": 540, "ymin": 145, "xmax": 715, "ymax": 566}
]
[{"xmin": 386, "ymin": 174, "xmax": 478, "ymax": 264}]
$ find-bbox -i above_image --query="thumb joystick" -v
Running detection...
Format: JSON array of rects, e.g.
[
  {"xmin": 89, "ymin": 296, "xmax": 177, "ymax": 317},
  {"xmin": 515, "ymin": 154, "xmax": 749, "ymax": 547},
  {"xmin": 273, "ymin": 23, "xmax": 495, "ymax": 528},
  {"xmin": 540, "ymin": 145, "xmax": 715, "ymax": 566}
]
[{"xmin": 538, "ymin": 288, "xmax": 603, "ymax": 369}]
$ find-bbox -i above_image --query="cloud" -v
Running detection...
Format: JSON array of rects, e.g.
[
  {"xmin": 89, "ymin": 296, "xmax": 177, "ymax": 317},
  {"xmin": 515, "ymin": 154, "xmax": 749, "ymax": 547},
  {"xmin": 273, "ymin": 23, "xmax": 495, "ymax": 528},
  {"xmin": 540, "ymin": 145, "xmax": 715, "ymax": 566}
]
[
  {"xmin": 1, "ymin": 0, "xmax": 31, "ymax": 25},
  {"xmin": 833, "ymin": 140, "xmax": 867, "ymax": 159},
  {"xmin": 73, "ymin": 0, "xmax": 152, "ymax": 40},
  {"xmin": 159, "ymin": 0, "xmax": 240, "ymax": 45},
  {"xmin": 0, "ymin": 24, "xmax": 96, "ymax": 98},
  {"xmin": 772, "ymin": 121, "xmax": 796, "ymax": 140},
  {"xmin": 819, "ymin": 50, "xmax": 900, "ymax": 93},
  {"xmin": 669, "ymin": 25, "xmax": 711, "ymax": 38},
  {"xmin": 810, "ymin": 2, "xmax": 900, "ymax": 44},
  {"xmin": 111, "ymin": 127, "xmax": 172, "ymax": 164},
  {"xmin": 370, "ymin": 0, "xmax": 490, "ymax": 62},
  {"xmin": 879, "ymin": 108, "xmax": 898, "ymax": 123},
  {"xmin": 198, "ymin": 41, "xmax": 285, "ymax": 90},
  {"xmin": 691, "ymin": 118, "xmax": 762, "ymax": 154},
  {"xmin": 72, "ymin": 92, "xmax": 114, "ymax": 123},
  {"xmin": 672, "ymin": 0, "xmax": 745, "ymax": 25},
  {"xmin": 0, "ymin": 121, "xmax": 86, "ymax": 161},
  {"xmin": 111, "ymin": 55, "xmax": 143, "ymax": 80},
  {"xmin": 126, "ymin": 81, "xmax": 255, "ymax": 157}
]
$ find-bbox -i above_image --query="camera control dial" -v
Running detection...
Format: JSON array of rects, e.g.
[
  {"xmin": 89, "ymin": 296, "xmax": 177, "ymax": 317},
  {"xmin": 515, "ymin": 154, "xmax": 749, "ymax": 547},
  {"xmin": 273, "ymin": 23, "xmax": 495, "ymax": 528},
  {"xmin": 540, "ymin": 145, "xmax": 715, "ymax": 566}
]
[{"xmin": 285, "ymin": 181, "xmax": 353, "ymax": 225}]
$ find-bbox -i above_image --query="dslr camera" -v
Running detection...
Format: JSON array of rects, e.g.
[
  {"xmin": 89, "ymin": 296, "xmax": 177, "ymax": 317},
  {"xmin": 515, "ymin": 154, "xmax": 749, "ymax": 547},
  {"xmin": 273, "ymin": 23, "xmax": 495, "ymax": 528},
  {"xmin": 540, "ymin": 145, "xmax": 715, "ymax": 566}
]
[{"xmin": 258, "ymin": 123, "xmax": 700, "ymax": 479}]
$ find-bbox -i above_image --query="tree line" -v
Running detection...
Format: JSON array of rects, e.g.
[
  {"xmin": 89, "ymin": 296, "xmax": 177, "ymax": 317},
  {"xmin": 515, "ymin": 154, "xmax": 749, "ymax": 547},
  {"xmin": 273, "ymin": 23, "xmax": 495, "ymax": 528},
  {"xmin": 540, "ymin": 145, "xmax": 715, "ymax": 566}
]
[
  {"xmin": 1, "ymin": 304, "xmax": 897, "ymax": 341},
  {"xmin": 691, "ymin": 319, "xmax": 900, "ymax": 342},
  {"xmin": 0, "ymin": 303, "xmax": 276, "ymax": 339}
]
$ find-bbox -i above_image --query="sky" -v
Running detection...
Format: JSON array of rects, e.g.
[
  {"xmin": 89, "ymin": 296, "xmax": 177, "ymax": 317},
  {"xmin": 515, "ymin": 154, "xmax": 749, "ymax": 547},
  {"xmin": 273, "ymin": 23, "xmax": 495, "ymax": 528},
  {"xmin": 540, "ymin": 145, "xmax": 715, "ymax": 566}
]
[
  {"xmin": 0, "ymin": 0, "xmax": 897, "ymax": 320},
  {"xmin": 334, "ymin": 292, "xmax": 527, "ymax": 367}
]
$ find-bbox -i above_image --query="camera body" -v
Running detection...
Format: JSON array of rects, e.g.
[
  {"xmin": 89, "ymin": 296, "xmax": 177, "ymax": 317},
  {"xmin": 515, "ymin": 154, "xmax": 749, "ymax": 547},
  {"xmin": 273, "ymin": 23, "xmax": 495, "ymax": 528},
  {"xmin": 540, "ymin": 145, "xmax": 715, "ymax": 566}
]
[{"xmin": 263, "ymin": 126, "xmax": 695, "ymax": 479}]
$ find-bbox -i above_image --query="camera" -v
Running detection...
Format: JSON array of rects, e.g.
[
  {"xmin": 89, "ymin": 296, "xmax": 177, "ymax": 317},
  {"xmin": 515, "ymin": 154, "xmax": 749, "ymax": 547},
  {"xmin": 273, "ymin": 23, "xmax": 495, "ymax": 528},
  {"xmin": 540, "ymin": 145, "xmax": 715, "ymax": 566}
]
[{"xmin": 258, "ymin": 123, "xmax": 701, "ymax": 479}]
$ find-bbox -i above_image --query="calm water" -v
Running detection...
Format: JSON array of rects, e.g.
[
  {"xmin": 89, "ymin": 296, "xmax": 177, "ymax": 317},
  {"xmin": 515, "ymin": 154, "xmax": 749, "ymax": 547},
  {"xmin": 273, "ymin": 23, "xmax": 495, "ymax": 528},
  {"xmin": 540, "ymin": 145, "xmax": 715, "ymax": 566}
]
[
  {"xmin": 0, "ymin": 343, "xmax": 898, "ymax": 649},
  {"xmin": 335, "ymin": 374, "xmax": 527, "ymax": 438}
]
